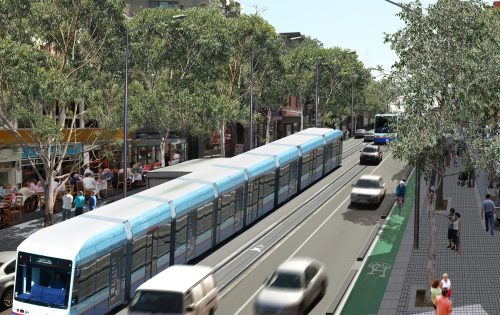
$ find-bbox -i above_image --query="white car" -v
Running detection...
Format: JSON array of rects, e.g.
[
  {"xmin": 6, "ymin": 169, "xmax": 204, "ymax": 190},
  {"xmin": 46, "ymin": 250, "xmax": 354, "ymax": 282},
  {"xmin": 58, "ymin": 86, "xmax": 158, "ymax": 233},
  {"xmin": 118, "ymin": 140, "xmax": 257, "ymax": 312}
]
[
  {"xmin": 0, "ymin": 251, "xmax": 16, "ymax": 309},
  {"xmin": 351, "ymin": 175, "xmax": 386, "ymax": 205},
  {"xmin": 254, "ymin": 257, "xmax": 328, "ymax": 315}
]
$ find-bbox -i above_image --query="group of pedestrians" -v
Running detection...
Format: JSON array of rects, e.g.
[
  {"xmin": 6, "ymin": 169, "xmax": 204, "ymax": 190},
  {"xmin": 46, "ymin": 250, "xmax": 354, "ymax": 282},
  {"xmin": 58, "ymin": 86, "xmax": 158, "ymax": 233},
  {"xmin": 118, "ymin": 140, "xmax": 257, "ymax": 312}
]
[
  {"xmin": 431, "ymin": 273, "xmax": 453, "ymax": 314},
  {"xmin": 60, "ymin": 189, "xmax": 98, "ymax": 221}
]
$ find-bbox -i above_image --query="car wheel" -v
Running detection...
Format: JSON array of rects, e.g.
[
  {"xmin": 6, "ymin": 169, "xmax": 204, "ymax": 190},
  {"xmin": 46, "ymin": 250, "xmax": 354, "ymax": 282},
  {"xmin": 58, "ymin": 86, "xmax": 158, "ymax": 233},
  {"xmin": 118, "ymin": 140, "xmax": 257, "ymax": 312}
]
[
  {"xmin": 2, "ymin": 287, "xmax": 13, "ymax": 309},
  {"xmin": 320, "ymin": 280, "xmax": 327, "ymax": 298},
  {"xmin": 298, "ymin": 303, "xmax": 306, "ymax": 315}
]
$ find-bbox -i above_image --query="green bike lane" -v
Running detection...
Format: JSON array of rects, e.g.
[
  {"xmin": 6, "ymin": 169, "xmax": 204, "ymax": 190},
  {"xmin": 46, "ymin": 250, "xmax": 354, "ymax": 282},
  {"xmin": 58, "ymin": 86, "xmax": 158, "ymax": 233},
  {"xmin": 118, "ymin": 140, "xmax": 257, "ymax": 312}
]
[{"xmin": 341, "ymin": 170, "xmax": 415, "ymax": 315}]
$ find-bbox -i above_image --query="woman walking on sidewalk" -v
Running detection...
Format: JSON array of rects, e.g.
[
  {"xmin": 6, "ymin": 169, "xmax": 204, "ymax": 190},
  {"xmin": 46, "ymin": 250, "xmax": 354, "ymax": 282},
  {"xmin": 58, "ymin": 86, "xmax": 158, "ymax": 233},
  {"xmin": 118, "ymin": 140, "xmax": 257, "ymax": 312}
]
[{"xmin": 431, "ymin": 279, "xmax": 442, "ymax": 313}]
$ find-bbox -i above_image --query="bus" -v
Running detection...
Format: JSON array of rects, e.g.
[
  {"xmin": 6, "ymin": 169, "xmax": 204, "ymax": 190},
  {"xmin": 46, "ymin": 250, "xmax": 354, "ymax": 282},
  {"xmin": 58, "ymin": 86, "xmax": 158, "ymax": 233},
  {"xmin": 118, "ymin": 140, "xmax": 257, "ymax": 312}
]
[{"xmin": 374, "ymin": 113, "xmax": 399, "ymax": 144}]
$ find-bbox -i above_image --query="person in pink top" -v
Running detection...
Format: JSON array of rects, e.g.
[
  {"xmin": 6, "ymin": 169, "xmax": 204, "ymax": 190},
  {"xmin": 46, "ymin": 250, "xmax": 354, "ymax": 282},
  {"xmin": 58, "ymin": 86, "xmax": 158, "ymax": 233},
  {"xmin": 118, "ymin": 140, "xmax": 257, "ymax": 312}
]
[{"xmin": 435, "ymin": 288, "xmax": 452, "ymax": 315}]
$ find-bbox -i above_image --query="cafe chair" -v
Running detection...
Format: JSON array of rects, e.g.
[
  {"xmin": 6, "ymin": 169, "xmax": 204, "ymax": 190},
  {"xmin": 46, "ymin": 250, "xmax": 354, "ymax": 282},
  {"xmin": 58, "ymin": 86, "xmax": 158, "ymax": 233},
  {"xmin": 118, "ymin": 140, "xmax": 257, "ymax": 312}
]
[{"xmin": 117, "ymin": 172, "xmax": 131, "ymax": 190}]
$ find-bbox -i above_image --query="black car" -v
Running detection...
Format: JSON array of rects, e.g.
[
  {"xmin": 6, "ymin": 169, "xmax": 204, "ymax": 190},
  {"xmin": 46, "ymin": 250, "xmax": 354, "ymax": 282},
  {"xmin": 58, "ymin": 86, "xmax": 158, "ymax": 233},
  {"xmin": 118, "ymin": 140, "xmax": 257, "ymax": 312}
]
[
  {"xmin": 360, "ymin": 145, "xmax": 383, "ymax": 164},
  {"xmin": 364, "ymin": 131, "xmax": 374, "ymax": 142}
]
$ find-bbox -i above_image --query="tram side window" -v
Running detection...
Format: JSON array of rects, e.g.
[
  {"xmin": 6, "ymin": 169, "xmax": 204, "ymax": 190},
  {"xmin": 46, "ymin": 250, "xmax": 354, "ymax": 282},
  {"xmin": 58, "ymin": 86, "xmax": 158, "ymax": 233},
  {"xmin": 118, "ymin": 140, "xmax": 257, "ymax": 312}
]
[
  {"xmin": 280, "ymin": 164, "xmax": 290, "ymax": 189},
  {"xmin": 220, "ymin": 190, "xmax": 236, "ymax": 224},
  {"xmin": 316, "ymin": 147, "xmax": 324, "ymax": 168},
  {"xmin": 95, "ymin": 253, "xmax": 110, "ymax": 296},
  {"xmin": 157, "ymin": 223, "xmax": 171, "ymax": 267},
  {"xmin": 74, "ymin": 259, "xmax": 97, "ymax": 304},
  {"xmin": 175, "ymin": 215, "xmax": 188, "ymax": 254},
  {"xmin": 131, "ymin": 234, "xmax": 148, "ymax": 275},
  {"xmin": 197, "ymin": 202, "xmax": 213, "ymax": 238},
  {"xmin": 302, "ymin": 153, "xmax": 311, "ymax": 173},
  {"xmin": 263, "ymin": 172, "xmax": 275, "ymax": 198},
  {"xmin": 246, "ymin": 180, "xmax": 259, "ymax": 213}
]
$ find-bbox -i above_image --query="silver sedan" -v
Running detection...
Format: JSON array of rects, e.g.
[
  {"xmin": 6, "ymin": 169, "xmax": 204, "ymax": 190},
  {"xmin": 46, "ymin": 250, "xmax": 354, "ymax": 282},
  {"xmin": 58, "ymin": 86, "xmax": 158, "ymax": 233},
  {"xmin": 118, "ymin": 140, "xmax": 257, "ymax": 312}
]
[
  {"xmin": 351, "ymin": 175, "xmax": 386, "ymax": 205},
  {"xmin": 254, "ymin": 257, "xmax": 328, "ymax": 315},
  {"xmin": 0, "ymin": 251, "xmax": 16, "ymax": 309}
]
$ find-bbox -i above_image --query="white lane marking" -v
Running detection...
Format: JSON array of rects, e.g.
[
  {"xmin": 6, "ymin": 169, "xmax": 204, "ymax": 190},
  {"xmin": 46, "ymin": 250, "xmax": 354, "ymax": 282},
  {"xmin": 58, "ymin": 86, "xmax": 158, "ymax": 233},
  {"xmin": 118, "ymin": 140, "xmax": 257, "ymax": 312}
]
[
  {"xmin": 233, "ymin": 153, "xmax": 392, "ymax": 314},
  {"xmin": 250, "ymin": 245, "xmax": 264, "ymax": 253}
]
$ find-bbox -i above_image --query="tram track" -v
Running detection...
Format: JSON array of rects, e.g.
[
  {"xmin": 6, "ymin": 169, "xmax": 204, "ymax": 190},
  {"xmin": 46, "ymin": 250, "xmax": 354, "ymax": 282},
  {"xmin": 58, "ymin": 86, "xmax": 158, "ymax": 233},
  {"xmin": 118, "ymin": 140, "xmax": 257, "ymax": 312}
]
[{"xmin": 213, "ymin": 139, "xmax": 371, "ymax": 293}]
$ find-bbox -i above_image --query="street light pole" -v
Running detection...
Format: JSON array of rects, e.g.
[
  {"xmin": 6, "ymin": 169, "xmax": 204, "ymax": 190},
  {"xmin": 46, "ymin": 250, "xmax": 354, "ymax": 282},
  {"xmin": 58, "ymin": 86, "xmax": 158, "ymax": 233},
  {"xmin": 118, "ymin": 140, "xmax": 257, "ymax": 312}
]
[
  {"xmin": 249, "ymin": 51, "xmax": 254, "ymax": 150},
  {"xmin": 315, "ymin": 61, "xmax": 320, "ymax": 128},
  {"xmin": 123, "ymin": 28, "xmax": 130, "ymax": 198},
  {"xmin": 351, "ymin": 75, "xmax": 355, "ymax": 136}
]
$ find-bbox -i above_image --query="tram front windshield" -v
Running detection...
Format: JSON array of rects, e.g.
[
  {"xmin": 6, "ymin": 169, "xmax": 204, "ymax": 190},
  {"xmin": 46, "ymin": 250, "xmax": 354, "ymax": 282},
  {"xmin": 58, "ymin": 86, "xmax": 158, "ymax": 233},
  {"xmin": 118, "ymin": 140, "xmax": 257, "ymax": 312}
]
[{"xmin": 15, "ymin": 252, "xmax": 72, "ymax": 309}]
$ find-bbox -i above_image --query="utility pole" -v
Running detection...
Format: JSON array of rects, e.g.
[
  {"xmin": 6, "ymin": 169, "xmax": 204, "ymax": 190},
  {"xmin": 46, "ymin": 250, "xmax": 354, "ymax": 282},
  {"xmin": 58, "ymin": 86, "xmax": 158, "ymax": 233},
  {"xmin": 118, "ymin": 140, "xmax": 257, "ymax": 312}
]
[{"xmin": 123, "ymin": 29, "xmax": 130, "ymax": 198}]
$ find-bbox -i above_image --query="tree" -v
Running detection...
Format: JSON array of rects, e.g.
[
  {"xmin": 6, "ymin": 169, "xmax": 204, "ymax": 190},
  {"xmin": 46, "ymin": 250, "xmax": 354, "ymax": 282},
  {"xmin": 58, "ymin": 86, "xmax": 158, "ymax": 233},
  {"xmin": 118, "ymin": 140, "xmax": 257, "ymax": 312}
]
[
  {"xmin": 128, "ymin": 6, "xmax": 240, "ymax": 161},
  {"xmin": 0, "ymin": 0, "xmax": 125, "ymax": 226},
  {"xmin": 385, "ymin": 0, "xmax": 500, "ymax": 300}
]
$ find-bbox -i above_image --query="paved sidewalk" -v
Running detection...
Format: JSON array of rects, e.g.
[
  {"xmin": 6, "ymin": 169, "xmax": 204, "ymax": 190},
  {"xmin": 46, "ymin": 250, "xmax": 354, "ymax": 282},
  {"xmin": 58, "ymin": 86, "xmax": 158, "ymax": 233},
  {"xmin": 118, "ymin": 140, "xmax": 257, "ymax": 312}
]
[
  {"xmin": 374, "ymin": 162, "xmax": 500, "ymax": 314},
  {"xmin": 0, "ymin": 186, "xmax": 146, "ymax": 252}
]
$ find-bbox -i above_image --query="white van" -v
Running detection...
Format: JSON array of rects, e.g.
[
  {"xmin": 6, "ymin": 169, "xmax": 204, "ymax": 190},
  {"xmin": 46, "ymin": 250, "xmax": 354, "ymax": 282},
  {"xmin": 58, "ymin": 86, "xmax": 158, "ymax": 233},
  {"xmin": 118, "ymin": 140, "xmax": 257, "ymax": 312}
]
[{"xmin": 128, "ymin": 265, "xmax": 218, "ymax": 315}]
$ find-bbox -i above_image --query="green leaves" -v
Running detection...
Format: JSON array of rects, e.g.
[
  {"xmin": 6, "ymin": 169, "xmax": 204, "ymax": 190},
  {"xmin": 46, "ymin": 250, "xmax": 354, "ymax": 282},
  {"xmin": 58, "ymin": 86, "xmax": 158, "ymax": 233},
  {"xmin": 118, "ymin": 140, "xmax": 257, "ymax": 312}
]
[{"xmin": 385, "ymin": 0, "xmax": 499, "ymax": 176}]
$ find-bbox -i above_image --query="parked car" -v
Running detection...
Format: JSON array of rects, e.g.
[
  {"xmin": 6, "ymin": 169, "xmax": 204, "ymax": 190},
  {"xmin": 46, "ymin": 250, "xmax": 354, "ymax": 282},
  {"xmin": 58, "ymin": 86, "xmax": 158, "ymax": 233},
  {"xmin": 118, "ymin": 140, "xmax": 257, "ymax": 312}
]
[
  {"xmin": 359, "ymin": 145, "xmax": 383, "ymax": 164},
  {"xmin": 354, "ymin": 129, "xmax": 367, "ymax": 138},
  {"xmin": 254, "ymin": 257, "xmax": 328, "ymax": 315},
  {"xmin": 0, "ymin": 251, "xmax": 16, "ymax": 309},
  {"xmin": 351, "ymin": 175, "xmax": 386, "ymax": 205},
  {"xmin": 364, "ymin": 131, "xmax": 374, "ymax": 142}
]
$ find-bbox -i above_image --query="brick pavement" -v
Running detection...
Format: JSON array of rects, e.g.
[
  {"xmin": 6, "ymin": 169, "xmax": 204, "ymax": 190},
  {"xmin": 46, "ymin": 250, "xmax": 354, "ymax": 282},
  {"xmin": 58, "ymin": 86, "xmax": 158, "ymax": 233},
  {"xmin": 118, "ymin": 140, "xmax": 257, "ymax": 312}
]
[
  {"xmin": 377, "ymin": 161, "xmax": 500, "ymax": 315},
  {"xmin": 0, "ymin": 186, "xmax": 147, "ymax": 252}
]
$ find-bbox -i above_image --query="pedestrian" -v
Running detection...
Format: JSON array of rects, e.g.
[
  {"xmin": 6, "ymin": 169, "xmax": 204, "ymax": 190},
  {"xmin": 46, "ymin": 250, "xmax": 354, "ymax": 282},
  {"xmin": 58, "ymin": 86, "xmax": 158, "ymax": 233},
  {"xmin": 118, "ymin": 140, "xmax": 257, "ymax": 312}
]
[
  {"xmin": 439, "ymin": 273, "xmax": 452, "ymax": 298},
  {"xmin": 451, "ymin": 212, "xmax": 462, "ymax": 252},
  {"xmin": 446, "ymin": 208, "xmax": 456, "ymax": 249},
  {"xmin": 88, "ymin": 190, "xmax": 97, "ymax": 211},
  {"xmin": 435, "ymin": 287, "xmax": 452, "ymax": 315},
  {"xmin": 481, "ymin": 193, "xmax": 497, "ymax": 236},
  {"xmin": 74, "ymin": 191, "xmax": 85, "ymax": 217},
  {"xmin": 431, "ymin": 279, "xmax": 442, "ymax": 313},
  {"xmin": 61, "ymin": 190, "xmax": 73, "ymax": 221}
]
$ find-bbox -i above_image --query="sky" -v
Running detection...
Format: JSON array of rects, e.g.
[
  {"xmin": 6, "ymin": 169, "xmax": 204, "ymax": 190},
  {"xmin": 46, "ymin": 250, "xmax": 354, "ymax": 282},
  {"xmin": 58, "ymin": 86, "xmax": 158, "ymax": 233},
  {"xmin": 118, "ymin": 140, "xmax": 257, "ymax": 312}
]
[{"xmin": 237, "ymin": 0, "xmax": 436, "ymax": 76}]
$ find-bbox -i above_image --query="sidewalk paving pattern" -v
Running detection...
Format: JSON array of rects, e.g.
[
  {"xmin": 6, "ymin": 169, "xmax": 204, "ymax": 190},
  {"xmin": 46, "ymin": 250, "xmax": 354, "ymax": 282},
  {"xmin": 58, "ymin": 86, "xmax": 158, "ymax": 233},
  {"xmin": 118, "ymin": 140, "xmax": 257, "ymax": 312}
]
[
  {"xmin": 372, "ymin": 161, "xmax": 500, "ymax": 314},
  {"xmin": 341, "ymin": 171, "xmax": 415, "ymax": 315}
]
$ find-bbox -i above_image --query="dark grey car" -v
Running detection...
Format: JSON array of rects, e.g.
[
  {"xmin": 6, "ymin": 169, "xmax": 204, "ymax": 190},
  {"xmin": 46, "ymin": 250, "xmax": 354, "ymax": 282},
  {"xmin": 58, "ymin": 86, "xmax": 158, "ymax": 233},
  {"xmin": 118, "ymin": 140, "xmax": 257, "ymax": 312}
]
[
  {"xmin": 0, "ymin": 251, "xmax": 16, "ymax": 309},
  {"xmin": 354, "ymin": 129, "xmax": 367, "ymax": 138},
  {"xmin": 360, "ymin": 145, "xmax": 382, "ymax": 164}
]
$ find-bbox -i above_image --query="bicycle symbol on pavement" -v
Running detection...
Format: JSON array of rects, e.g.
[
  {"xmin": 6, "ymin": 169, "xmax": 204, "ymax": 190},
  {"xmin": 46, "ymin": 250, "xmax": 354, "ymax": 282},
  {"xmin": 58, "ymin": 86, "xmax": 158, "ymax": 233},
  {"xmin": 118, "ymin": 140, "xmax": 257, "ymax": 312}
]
[{"xmin": 367, "ymin": 262, "xmax": 391, "ymax": 278}]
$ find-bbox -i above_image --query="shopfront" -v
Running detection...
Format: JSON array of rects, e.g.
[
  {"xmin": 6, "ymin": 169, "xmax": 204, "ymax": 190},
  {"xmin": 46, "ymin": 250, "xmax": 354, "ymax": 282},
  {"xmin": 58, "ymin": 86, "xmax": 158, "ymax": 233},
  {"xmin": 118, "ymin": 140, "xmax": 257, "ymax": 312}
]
[
  {"xmin": 132, "ymin": 138, "xmax": 187, "ymax": 167},
  {"xmin": 20, "ymin": 143, "xmax": 83, "ymax": 184},
  {"xmin": 0, "ymin": 147, "xmax": 21, "ymax": 189}
]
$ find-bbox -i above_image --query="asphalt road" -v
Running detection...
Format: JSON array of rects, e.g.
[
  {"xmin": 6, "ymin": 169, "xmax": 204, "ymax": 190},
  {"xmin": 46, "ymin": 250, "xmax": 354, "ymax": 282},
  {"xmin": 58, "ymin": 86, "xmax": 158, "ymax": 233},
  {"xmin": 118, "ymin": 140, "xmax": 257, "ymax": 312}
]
[{"xmin": 208, "ymin": 145, "xmax": 407, "ymax": 315}]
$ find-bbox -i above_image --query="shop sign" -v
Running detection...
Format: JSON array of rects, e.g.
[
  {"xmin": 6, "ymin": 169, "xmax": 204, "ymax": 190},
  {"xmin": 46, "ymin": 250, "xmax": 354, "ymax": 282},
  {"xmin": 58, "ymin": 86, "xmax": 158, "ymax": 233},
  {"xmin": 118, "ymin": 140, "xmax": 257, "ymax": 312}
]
[
  {"xmin": 0, "ymin": 147, "xmax": 22, "ymax": 162},
  {"xmin": 21, "ymin": 143, "xmax": 82, "ymax": 159}
]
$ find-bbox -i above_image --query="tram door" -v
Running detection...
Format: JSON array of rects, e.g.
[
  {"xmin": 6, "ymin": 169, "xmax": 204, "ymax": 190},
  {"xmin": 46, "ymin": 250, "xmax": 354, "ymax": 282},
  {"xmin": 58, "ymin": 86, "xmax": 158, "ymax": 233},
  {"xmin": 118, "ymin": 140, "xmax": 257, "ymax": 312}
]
[{"xmin": 145, "ymin": 229, "xmax": 159, "ymax": 280}]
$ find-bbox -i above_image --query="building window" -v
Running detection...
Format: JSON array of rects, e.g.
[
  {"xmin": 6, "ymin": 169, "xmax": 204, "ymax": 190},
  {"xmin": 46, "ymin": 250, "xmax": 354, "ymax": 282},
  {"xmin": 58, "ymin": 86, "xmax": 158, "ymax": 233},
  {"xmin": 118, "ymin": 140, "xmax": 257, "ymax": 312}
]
[{"xmin": 149, "ymin": 1, "xmax": 178, "ymax": 8}]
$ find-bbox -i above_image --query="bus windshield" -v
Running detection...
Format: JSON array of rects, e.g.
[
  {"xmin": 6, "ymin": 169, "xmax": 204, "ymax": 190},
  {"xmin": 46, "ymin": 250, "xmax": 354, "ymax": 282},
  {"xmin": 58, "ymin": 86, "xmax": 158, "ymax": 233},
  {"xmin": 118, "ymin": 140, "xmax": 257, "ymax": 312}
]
[
  {"xmin": 375, "ymin": 115, "xmax": 396, "ymax": 133},
  {"xmin": 15, "ymin": 252, "xmax": 72, "ymax": 309}
]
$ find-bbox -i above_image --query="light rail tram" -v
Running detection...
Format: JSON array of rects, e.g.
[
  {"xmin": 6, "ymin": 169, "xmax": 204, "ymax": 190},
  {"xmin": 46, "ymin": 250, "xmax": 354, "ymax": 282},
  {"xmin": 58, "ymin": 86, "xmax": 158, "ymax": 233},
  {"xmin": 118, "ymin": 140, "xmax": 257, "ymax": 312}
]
[{"xmin": 12, "ymin": 128, "xmax": 343, "ymax": 315}]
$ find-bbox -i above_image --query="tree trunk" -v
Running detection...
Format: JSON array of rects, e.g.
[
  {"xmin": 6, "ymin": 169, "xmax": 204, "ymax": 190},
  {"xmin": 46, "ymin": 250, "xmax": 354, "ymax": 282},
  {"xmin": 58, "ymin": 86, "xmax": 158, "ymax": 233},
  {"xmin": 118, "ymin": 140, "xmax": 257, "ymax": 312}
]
[
  {"xmin": 425, "ymin": 181, "xmax": 437, "ymax": 302},
  {"xmin": 220, "ymin": 119, "xmax": 226, "ymax": 157},
  {"xmin": 265, "ymin": 109, "xmax": 271, "ymax": 144},
  {"xmin": 44, "ymin": 171, "xmax": 56, "ymax": 227},
  {"xmin": 300, "ymin": 98, "xmax": 304, "ymax": 131},
  {"xmin": 160, "ymin": 131, "xmax": 170, "ymax": 167}
]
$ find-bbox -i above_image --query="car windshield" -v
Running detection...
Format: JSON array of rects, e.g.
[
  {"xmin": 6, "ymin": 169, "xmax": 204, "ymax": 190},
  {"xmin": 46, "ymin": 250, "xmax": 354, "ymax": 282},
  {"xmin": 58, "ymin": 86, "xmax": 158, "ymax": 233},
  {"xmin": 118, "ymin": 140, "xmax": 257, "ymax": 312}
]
[
  {"xmin": 356, "ymin": 179, "xmax": 380, "ymax": 189},
  {"xmin": 356, "ymin": 129, "xmax": 365, "ymax": 133},
  {"xmin": 15, "ymin": 252, "xmax": 72, "ymax": 309},
  {"xmin": 129, "ymin": 291, "xmax": 183, "ymax": 313},
  {"xmin": 363, "ymin": 147, "xmax": 378, "ymax": 153},
  {"xmin": 269, "ymin": 272, "xmax": 302, "ymax": 289}
]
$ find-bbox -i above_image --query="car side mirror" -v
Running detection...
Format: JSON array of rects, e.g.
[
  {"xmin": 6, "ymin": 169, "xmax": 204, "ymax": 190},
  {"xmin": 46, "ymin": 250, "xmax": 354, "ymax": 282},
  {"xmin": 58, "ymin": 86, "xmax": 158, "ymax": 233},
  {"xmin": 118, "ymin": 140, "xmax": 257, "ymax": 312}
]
[{"xmin": 186, "ymin": 304, "xmax": 195, "ymax": 312}]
